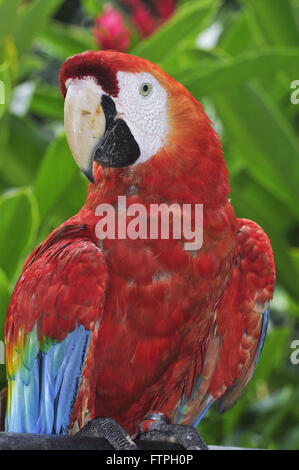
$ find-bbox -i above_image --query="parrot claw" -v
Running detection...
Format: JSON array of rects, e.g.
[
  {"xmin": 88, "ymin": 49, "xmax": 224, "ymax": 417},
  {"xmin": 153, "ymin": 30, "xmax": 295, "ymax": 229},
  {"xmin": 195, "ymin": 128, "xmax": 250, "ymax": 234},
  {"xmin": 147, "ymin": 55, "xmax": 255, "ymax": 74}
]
[
  {"xmin": 76, "ymin": 417, "xmax": 138, "ymax": 450},
  {"xmin": 138, "ymin": 413, "xmax": 208, "ymax": 450}
]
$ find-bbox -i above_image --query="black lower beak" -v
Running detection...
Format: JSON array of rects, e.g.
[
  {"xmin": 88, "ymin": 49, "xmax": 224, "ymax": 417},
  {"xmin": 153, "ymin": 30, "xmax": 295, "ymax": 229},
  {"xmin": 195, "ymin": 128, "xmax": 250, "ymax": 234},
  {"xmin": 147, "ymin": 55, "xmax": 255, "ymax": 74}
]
[{"xmin": 93, "ymin": 95, "xmax": 140, "ymax": 168}]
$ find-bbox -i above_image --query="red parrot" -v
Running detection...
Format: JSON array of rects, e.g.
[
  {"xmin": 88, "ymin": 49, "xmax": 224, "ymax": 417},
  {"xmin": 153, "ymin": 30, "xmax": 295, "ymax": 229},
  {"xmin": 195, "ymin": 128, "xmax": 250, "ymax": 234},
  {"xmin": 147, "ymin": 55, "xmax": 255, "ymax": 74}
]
[{"xmin": 4, "ymin": 51, "xmax": 275, "ymax": 449}]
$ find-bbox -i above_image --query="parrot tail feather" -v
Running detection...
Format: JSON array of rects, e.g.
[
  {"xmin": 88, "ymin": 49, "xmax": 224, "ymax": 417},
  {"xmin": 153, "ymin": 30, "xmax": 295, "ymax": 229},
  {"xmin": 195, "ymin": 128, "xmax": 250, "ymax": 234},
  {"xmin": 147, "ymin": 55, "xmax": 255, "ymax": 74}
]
[{"xmin": 6, "ymin": 324, "xmax": 91, "ymax": 435}]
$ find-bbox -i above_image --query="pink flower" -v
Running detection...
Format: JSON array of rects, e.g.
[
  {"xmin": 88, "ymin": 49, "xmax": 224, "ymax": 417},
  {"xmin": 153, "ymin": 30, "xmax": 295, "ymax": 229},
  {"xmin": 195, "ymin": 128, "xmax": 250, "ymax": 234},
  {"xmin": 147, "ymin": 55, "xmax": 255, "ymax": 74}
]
[
  {"xmin": 132, "ymin": 4, "xmax": 157, "ymax": 38},
  {"xmin": 118, "ymin": 0, "xmax": 177, "ymax": 38},
  {"xmin": 152, "ymin": 0, "xmax": 176, "ymax": 22},
  {"xmin": 93, "ymin": 5, "xmax": 131, "ymax": 52}
]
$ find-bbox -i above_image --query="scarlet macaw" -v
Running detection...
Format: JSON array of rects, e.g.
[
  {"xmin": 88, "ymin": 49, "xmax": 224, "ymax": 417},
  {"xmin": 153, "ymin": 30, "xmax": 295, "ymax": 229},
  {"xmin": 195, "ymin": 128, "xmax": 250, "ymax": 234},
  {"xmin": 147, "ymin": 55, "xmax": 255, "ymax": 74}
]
[{"xmin": 4, "ymin": 51, "xmax": 275, "ymax": 449}]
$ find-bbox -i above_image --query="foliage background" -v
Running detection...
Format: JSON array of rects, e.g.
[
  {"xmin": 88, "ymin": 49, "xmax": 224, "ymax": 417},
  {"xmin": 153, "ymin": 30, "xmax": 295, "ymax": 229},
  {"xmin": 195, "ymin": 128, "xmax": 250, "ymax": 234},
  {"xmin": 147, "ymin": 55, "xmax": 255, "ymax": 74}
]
[{"xmin": 0, "ymin": 0, "xmax": 299, "ymax": 449}]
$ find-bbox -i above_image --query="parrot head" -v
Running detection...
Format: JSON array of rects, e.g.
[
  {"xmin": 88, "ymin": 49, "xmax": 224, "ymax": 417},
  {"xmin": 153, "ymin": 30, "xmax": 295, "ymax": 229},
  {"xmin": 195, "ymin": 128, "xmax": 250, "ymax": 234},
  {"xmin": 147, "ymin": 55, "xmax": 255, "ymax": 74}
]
[{"xmin": 60, "ymin": 51, "xmax": 224, "ymax": 182}]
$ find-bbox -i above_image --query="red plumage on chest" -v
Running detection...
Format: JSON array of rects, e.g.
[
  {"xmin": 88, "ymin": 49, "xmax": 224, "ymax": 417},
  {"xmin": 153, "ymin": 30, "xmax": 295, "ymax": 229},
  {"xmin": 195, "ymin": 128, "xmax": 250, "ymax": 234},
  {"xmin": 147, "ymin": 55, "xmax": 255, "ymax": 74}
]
[{"xmin": 77, "ymin": 146, "xmax": 238, "ymax": 432}]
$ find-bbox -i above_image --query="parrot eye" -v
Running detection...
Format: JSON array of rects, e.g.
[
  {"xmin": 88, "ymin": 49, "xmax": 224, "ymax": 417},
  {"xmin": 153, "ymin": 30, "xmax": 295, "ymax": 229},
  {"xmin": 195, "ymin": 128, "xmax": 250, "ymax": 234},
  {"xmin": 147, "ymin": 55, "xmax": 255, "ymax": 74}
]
[{"xmin": 140, "ymin": 83, "xmax": 152, "ymax": 97}]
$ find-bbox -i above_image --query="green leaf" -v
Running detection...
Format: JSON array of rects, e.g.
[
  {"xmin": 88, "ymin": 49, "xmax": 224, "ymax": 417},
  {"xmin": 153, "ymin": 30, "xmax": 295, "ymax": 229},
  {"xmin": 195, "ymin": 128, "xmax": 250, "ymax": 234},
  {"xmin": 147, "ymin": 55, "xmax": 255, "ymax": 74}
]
[
  {"xmin": 230, "ymin": 171, "xmax": 299, "ymax": 300},
  {"xmin": 14, "ymin": 0, "xmax": 63, "ymax": 55},
  {"xmin": 230, "ymin": 170, "xmax": 293, "ymax": 234},
  {"xmin": 251, "ymin": 326, "xmax": 291, "ymax": 386},
  {"xmin": 0, "ymin": 61, "xmax": 11, "ymax": 118},
  {"xmin": 38, "ymin": 172, "xmax": 88, "ymax": 245},
  {"xmin": 212, "ymin": 83, "xmax": 299, "ymax": 222},
  {"xmin": 180, "ymin": 48, "xmax": 299, "ymax": 96},
  {"xmin": 55, "ymin": 172, "xmax": 88, "ymax": 221},
  {"xmin": 17, "ymin": 54, "xmax": 45, "ymax": 81},
  {"xmin": 0, "ymin": 0, "xmax": 21, "ymax": 45},
  {"xmin": 0, "ymin": 268, "xmax": 10, "ymax": 341},
  {"xmin": 39, "ymin": 21, "xmax": 96, "ymax": 60},
  {"xmin": 81, "ymin": 0, "xmax": 104, "ymax": 17},
  {"xmin": 33, "ymin": 133, "xmax": 80, "ymax": 221},
  {"xmin": 0, "ymin": 115, "xmax": 50, "ymax": 187},
  {"xmin": 219, "ymin": 10, "xmax": 257, "ymax": 56},
  {"xmin": 290, "ymin": 249, "xmax": 299, "ymax": 289},
  {"xmin": 243, "ymin": 0, "xmax": 299, "ymax": 47},
  {"xmin": 0, "ymin": 268, "xmax": 9, "ymax": 387},
  {"xmin": 0, "ymin": 188, "xmax": 39, "ymax": 280},
  {"xmin": 131, "ymin": 0, "xmax": 219, "ymax": 63},
  {"xmin": 29, "ymin": 84, "xmax": 64, "ymax": 120}
]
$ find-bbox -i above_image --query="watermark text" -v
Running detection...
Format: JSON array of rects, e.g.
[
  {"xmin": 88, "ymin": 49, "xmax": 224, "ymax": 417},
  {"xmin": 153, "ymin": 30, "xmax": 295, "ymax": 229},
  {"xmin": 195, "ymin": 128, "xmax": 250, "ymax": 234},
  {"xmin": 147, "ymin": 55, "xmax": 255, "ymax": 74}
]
[
  {"xmin": 0, "ymin": 340, "xmax": 4, "ymax": 365},
  {"xmin": 290, "ymin": 80, "xmax": 299, "ymax": 104},
  {"xmin": 0, "ymin": 80, "xmax": 5, "ymax": 105},
  {"xmin": 95, "ymin": 196, "xmax": 203, "ymax": 250},
  {"xmin": 290, "ymin": 339, "xmax": 299, "ymax": 365}
]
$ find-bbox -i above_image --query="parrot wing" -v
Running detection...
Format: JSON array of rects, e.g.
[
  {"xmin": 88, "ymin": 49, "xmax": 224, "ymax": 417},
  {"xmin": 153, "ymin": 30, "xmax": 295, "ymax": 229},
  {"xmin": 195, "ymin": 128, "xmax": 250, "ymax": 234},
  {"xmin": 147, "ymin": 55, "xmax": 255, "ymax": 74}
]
[
  {"xmin": 5, "ymin": 224, "xmax": 108, "ymax": 434},
  {"xmin": 213, "ymin": 218, "xmax": 275, "ymax": 413},
  {"xmin": 174, "ymin": 218, "xmax": 275, "ymax": 425}
]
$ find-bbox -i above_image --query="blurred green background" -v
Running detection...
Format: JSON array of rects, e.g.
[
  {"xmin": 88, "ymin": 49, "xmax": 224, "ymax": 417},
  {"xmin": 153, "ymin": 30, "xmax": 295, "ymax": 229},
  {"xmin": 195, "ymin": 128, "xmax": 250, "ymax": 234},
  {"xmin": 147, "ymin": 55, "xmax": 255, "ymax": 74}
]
[{"xmin": 0, "ymin": 0, "xmax": 299, "ymax": 449}]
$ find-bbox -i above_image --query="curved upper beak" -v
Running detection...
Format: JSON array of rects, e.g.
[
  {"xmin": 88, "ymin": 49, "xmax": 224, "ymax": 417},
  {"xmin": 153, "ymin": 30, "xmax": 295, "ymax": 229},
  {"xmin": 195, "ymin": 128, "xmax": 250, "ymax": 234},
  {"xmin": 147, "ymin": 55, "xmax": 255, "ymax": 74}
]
[
  {"xmin": 64, "ymin": 77, "xmax": 106, "ymax": 183},
  {"xmin": 64, "ymin": 75, "xmax": 141, "ymax": 182}
]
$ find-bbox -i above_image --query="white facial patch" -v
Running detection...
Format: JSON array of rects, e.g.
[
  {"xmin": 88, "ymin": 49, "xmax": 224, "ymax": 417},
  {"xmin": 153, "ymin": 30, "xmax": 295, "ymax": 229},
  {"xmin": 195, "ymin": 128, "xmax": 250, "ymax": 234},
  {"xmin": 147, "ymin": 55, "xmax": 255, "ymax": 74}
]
[{"xmin": 115, "ymin": 71, "xmax": 168, "ymax": 164}]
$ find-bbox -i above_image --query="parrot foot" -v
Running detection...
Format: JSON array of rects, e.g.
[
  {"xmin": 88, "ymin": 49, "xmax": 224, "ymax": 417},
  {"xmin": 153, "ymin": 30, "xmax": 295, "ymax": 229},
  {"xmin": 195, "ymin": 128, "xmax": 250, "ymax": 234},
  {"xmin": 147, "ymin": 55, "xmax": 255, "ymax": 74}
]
[
  {"xmin": 138, "ymin": 413, "xmax": 208, "ymax": 450},
  {"xmin": 76, "ymin": 417, "xmax": 138, "ymax": 450}
]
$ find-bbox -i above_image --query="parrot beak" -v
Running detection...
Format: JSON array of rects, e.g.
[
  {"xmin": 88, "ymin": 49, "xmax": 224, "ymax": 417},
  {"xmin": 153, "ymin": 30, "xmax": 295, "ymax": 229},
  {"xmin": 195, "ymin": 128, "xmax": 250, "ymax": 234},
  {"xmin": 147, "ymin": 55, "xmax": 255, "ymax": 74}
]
[
  {"xmin": 64, "ymin": 77, "xmax": 106, "ymax": 183},
  {"xmin": 64, "ymin": 76, "xmax": 141, "ymax": 182}
]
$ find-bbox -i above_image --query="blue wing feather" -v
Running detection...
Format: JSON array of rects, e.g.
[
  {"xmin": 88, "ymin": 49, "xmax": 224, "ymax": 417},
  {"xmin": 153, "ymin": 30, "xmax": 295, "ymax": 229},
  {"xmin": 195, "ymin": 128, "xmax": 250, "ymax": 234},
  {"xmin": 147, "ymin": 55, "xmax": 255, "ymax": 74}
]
[
  {"xmin": 255, "ymin": 307, "xmax": 269, "ymax": 365},
  {"xmin": 6, "ymin": 324, "xmax": 91, "ymax": 434}
]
